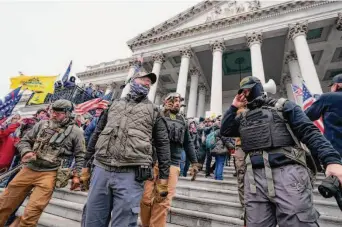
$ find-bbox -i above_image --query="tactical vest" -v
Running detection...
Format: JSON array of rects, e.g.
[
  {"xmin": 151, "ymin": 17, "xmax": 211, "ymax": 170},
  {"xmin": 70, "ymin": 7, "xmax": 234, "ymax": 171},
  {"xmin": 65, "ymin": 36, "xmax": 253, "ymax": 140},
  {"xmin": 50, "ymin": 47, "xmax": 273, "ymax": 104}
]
[
  {"xmin": 163, "ymin": 114, "xmax": 186, "ymax": 145},
  {"xmin": 94, "ymin": 97, "xmax": 158, "ymax": 167},
  {"xmin": 33, "ymin": 121, "xmax": 74, "ymax": 167},
  {"xmin": 240, "ymin": 98, "xmax": 317, "ymax": 197},
  {"xmin": 239, "ymin": 107, "xmax": 295, "ymax": 152}
]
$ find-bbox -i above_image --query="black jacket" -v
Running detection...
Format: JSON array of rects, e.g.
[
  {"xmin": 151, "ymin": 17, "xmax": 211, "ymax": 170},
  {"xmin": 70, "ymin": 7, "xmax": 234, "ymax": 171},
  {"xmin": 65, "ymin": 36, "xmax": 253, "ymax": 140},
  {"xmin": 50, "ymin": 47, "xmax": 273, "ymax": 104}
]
[
  {"xmin": 221, "ymin": 97, "xmax": 342, "ymax": 168},
  {"xmin": 87, "ymin": 107, "xmax": 171, "ymax": 180}
]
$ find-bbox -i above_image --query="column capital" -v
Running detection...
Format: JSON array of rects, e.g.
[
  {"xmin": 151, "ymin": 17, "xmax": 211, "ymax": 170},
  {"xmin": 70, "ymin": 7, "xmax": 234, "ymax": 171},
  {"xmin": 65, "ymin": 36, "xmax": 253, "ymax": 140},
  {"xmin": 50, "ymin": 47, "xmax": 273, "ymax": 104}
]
[
  {"xmin": 107, "ymin": 82, "xmax": 117, "ymax": 90},
  {"xmin": 288, "ymin": 21, "xmax": 308, "ymax": 40},
  {"xmin": 281, "ymin": 73, "xmax": 292, "ymax": 85},
  {"xmin": 285, "ymin": 51, "xmax": 298, "ymax": 64},
  {"xmin": 210, "ymin": 40, "xmax": 225, "ymax": 53},
  {"xmin": 156, "ymin": 90, "xmax": 163, "ymax": 97},
  {"xmin": 129, "ymin": 57, "xmax": 142, "ymax": 68},
  {"xmin": 198, "ymin": 84, "xmax": 206, "ymax": 94},
  {"xmin": 246, "ymin": 32, "xmax": 262, "ymax": 47},
  {"xmin": 336, "ymin": 13, "xmax": 342, "ymax": 31},
  {"xmin": 179, "ymin": 46, "xmax": 193, "ymax": 58},
  {"xmin": 152, "ymin": 52, "xmax": 165, "ymax": 64},
  {"xmin": 189, "ymin": 67, "xmax": 200, "ymax": 77}
]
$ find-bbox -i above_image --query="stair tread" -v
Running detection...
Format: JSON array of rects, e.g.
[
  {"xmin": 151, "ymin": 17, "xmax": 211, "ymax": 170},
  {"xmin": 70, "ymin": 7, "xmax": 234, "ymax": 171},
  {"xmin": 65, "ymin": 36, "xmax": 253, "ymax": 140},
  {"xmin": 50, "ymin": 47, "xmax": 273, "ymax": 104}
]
[
  {"xmin": 17, "ymin": 207, "xmax": 80, "ymax": 227},
  {"xmin": 170, "ymin": 207, "xmax": 243, "ymax": 224}
]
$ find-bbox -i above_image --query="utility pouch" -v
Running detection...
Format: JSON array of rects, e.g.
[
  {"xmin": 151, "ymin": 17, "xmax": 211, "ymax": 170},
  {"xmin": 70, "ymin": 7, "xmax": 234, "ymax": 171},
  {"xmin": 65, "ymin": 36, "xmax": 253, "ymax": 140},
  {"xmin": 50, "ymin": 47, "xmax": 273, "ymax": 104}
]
[
  {"xmin": 55, "ymin": 167, "xmax": 71, "ymax": 188},
  {"xmin": 135, "ymin": 165, "xmax": 153, "ymax": 182}
]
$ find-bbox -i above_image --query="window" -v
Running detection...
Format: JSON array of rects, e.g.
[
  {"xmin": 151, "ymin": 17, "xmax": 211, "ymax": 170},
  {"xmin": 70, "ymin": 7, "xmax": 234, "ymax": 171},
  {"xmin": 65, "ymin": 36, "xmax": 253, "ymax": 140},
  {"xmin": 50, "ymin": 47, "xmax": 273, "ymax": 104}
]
[{"xmin": 307, "ymin": 28, "xmax": 323, "ymax": 40}]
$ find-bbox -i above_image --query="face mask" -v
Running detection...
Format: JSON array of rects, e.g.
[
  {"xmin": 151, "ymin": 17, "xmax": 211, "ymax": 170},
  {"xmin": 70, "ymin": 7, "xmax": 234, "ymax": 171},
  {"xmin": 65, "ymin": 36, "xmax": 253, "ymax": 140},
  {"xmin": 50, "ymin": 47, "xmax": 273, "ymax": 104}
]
[
  {"xmin": 246, "ymin": 83, "xmax": 264, "ymax": 102},
  {"xmin": 130, "ymin": 79, "xmax": 150, "ymax": 99}
]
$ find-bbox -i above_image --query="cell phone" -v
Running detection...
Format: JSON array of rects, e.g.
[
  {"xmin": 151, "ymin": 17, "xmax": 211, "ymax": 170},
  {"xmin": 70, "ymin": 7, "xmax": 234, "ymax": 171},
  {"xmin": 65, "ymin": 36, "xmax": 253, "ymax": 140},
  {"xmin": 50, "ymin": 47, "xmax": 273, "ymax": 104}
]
[{"xmin": 238, "ymin": 89, "xmax": 243, "ymax": 95}]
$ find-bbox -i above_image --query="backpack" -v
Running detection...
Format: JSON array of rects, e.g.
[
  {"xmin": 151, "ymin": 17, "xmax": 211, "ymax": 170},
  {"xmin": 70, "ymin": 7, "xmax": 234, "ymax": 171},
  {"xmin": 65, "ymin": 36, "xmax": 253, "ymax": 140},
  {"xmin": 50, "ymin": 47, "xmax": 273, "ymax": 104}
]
[{"xmin": 206, "ymin": 131, "xmax": 217, "ymax": 150}]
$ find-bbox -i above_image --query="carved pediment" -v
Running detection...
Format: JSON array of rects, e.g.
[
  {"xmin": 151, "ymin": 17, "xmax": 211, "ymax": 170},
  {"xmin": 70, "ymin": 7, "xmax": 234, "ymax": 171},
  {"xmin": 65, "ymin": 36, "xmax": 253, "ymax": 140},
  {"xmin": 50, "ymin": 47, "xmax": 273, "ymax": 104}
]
[{"xmin": 127, "ymin": 0, "xmax": 331, "ymax": 50}]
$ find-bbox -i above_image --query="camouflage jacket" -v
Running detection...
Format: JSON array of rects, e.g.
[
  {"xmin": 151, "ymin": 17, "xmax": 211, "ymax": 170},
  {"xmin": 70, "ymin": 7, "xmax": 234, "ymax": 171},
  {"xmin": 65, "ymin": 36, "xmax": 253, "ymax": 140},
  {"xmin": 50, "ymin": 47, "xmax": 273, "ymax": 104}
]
[{"xmin": 16, "ymin": 119, "xmax": 86, "ymax": 174}]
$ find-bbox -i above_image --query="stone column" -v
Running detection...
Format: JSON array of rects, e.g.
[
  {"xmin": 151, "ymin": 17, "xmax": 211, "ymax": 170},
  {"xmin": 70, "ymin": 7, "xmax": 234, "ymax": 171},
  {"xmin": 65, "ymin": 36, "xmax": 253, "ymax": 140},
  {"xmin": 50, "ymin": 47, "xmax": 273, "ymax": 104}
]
[
  {"xmin": 148, "ymin": 53, "xmax": 165, "ymax": 102},
  {"xmin": 336, "ymin": 13, "xmax": 342, "ymax": 31},
  {"xmin": 154, "ymin": 91, "xmax": 163, "ymax": 106},
  {"xmin": 281, "ymin": 73, "xmax": 296, "ymax": 102},
  {"xmin": 186, "ymin": 68, "xmax": 200, "ymax": 118},
  {"xmin": 197, "ymin": 84, "xmax": 206, "ymax": 117},
  {"xmin": 246, "ymin": 32, "xmax": 266, "ymax": 84},
  {"xmin": 176, "ymin": 47, "xmax": 192, "ymax": 99},
  {"xmin": 210, "ymin": 40, "xmax": 225, "ymax": 115},
  {"xmin": 285, "ymin": 51, "xmax": 303, "ymax": 105},
  {"xmin": 288, "ymin": 22, "xmax": 323, "ymax": 94},
  {"xmin": 121, "ymin": 58, "xmax": 141, "ymax": 98}
]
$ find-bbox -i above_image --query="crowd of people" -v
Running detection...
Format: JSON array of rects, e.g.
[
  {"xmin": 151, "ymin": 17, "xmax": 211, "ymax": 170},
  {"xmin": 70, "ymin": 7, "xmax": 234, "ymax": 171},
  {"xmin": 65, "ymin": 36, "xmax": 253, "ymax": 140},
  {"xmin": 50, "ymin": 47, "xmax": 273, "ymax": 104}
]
[{"xmin": 0, "ymin": 71, "xmax": 341, "ymax": 227}]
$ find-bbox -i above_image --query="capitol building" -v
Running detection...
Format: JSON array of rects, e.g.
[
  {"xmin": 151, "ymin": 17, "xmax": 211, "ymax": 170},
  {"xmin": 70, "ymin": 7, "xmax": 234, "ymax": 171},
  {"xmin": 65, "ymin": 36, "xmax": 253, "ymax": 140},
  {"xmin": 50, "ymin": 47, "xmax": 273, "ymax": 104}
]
[{"xmin": 19, "ymin": 0, "xmax": 342, "ymax": 117}]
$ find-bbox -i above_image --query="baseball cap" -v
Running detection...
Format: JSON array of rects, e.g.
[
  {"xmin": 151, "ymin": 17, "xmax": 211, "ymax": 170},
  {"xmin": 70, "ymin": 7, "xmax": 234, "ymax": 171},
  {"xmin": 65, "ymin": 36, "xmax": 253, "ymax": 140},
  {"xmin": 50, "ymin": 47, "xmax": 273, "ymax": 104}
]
[
  {"xmin": 238, "ymin": 76, "xmax": 261, "ymax": 94},
  {"xmin": 164, "ymin": 92, "xmax": 185, "ymax": 102},
  {"xmin": 120, "ymin": 71, "xmax": 157, "ymax": 89},
  {"xmin": 132, "ymin": 71, "xmax": 157, "ymax": 84},
  {"xmin": 328, "ymin": 74, "xmax": 342, "ymax": 87}
]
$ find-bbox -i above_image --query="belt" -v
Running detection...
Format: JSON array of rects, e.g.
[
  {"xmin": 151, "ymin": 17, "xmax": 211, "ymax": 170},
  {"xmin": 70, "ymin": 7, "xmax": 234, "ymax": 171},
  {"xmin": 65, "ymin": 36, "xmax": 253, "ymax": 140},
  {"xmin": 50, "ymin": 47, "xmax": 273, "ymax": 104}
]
[{"xmin": 107, "ymin": 166, "xmax": 138, "ymax": 173}]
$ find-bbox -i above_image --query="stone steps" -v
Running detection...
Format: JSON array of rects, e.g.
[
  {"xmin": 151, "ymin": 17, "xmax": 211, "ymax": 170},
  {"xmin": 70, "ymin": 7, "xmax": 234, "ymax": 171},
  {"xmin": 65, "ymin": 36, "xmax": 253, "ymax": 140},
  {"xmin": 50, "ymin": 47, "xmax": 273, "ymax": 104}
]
[
  {"xmin": 0, "ymin": 164, "xmax": 338, "ymax": 227},
  {"xmin": 16, "ymin": 207, "xmax": 80, "ymax": 227}
]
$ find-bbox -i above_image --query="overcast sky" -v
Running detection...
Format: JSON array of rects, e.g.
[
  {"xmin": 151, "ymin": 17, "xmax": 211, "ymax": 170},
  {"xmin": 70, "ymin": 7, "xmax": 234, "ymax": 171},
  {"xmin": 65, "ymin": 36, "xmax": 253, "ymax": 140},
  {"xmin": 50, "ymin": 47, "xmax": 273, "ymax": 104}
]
[{"xmin": 0, "ymin": 0, "xmax": 201, "ymax": 97}]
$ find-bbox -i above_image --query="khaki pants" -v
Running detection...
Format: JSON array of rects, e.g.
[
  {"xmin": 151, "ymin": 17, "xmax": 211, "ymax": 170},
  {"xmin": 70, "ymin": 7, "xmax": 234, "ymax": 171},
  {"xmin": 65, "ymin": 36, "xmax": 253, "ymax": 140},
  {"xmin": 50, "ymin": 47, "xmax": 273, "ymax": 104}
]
[
  {"xmin": 0, "ymin": 167, "xmax": 56, "ymax": 227},
  {"xmin": 234, "ymin": 146, "xmax": 246, "ymax": 208},
  {"xmin": 140, "ymin": 165, "xmax": 180, "ymax": 227}
]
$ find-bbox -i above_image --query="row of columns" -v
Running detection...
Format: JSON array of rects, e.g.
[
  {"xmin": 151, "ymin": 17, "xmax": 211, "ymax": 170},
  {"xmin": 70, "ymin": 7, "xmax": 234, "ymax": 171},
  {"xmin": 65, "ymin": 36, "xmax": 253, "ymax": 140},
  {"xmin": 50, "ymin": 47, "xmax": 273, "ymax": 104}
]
[
  {"xmin": 283, "ymin": 14, "xmax": 342, "ymax": 101},
  {"xmin": 122, "ymin": 14, "xmax": 342, "ymax": 117}
]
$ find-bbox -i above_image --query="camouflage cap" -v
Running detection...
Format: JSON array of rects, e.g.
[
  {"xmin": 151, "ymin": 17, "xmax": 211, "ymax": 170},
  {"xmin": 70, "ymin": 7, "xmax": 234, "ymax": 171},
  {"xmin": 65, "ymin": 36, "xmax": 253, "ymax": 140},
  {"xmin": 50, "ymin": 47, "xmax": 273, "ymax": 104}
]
[
  {"xmin": 164, "ymin": 92, "xmax": 185, "ymax": 102},
  {"xmin": 52, "ymin": 99, "xmax": 74, "ymax": 112},
  {"xmin": 238, "ymin": 76, "xmax": 261, "ymax": 94}
]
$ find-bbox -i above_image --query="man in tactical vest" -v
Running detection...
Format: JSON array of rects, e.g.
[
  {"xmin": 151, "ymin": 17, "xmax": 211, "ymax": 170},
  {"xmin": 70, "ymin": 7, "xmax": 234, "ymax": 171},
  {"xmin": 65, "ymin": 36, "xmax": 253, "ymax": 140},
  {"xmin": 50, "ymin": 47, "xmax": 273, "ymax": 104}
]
[
  {"xmin": 140, "ymin": 92, "xmax": 199, "ymax": 227},
  {"xmin": 83, "ymin": 70, "xmax": 171, "ymax": 227},
  {"xmin": 0, "ymin": 99, "xmax": 86, "ymax": 226},
  {"xmin": 220, "ymin": 76, "xmax": 342, "ymax": 227}
]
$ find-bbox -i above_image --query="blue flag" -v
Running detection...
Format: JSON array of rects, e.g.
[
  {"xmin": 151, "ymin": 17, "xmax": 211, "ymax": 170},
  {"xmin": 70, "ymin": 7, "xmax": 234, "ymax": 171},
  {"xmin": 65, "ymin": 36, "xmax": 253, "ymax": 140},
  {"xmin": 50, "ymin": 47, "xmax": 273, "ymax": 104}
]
[
  {"xmin": 102, "ymin": 91, "xmax": 113, "ymax": 101},
  {"xmin": 0, "ymin": 87, "xmax": 22, "ymax": 119},
  {"xmin": 62, "ymin": 60, "xmax": 73, "ymax": 85}
]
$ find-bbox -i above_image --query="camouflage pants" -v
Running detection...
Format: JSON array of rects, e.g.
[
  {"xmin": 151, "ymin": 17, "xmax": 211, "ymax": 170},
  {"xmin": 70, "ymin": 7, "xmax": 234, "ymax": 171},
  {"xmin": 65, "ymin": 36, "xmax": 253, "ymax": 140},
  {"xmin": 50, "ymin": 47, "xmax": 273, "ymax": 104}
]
[{"xmin": 234, "ymin": 146, "xmax": 245, "ymax": 208}]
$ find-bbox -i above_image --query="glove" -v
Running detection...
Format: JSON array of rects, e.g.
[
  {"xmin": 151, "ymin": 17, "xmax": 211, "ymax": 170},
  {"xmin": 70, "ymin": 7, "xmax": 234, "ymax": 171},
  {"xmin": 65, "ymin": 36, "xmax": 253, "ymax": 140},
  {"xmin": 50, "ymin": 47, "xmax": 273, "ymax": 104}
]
[
  {"xmin": 190, "ymin": 163, "xmax": 200, "ymax": 181},
  {"xmin": 80, "ymin": 168, "xmax": 91, "ymax": 191},
  {"xmin": 154, "ymin": 179, "xmax": 168, "ymax": 203},
  {"xmin": 70, "ymin": 176, "xmax": 81, "ymax": 191}
]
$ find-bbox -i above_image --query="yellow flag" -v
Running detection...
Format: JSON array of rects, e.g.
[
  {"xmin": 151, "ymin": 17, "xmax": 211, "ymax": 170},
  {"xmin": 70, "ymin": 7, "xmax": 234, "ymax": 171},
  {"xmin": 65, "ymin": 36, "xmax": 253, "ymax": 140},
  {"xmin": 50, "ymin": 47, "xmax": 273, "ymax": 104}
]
[
  {"xmin": 27, "ymin": 92, "xmax": 49, "ymax": 105},
  {"xmin": 10, "ymin": 75, "xmax": 57, "ymax": 93}
]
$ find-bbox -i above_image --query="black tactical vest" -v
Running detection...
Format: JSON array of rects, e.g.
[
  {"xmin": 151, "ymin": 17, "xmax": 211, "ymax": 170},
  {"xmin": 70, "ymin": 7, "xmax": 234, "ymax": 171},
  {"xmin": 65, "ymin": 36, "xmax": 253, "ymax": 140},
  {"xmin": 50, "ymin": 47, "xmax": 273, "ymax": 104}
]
[
  {"xmin": 164, "ymin": 114, "xmax": 186, "ymax": 145},
  {"xmin": 239, "ymin": 107, "xmax": 295, "ymax": 152}
]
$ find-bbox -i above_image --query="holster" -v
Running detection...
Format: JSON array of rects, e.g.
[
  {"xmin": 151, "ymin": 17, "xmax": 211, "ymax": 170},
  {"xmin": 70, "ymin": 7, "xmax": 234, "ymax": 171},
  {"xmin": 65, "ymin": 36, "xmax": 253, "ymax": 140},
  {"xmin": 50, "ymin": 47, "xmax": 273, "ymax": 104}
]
[{"xmin": 135, "ymin": 165, "xmax": 153, "ymax": 182}]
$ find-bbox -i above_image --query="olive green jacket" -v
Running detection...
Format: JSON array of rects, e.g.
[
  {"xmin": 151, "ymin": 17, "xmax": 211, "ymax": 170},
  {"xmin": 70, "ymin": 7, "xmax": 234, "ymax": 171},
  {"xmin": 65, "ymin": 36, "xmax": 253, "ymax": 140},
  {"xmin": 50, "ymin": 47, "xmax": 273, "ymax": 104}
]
[{"xmin": 16, "ymin": 119, "xmax": 86, "ymax": 174}]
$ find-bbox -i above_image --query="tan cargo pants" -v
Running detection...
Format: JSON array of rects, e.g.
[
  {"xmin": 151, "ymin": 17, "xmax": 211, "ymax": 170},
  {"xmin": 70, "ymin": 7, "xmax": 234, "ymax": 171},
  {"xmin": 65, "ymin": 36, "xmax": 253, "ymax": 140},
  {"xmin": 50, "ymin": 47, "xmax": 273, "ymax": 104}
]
[
  {"xmin": 0, "ymin": 167, "xmax": 56, "ymax": 227},
  {"xmin": 234, "ymin": 146, "xmax": 246, "ymax": 208},
  {"xmin": 140, "ymin": 165, "xmax": 180, "ymax": 227}
]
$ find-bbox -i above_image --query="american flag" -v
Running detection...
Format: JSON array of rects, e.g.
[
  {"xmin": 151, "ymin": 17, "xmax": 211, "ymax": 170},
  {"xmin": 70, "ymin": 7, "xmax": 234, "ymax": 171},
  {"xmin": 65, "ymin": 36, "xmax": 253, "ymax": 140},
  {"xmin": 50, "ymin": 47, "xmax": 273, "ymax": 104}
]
[
  {"xmin": 74, "ymin": 91, "xmax": 112, "ymax": 115},
  {"xmin": 291, "ymin": 84, "xmax": 303, "ymax": 97},
  {"xmin": 302, "ymin": 83, "xmax": 324, "ymax": 133},
  {"xmin": 0, "ymin": 87, "xmax": 22, "ymax": 121}
]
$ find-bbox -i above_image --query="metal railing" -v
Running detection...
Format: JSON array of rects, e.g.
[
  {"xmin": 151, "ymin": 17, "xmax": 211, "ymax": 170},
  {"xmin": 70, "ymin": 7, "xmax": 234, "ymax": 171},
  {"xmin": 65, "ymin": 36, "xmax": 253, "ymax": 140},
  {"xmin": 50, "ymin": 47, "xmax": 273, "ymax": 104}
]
[{"xmin": 26, "ymin": 86, "xmax": 94, "ymax": 106}]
